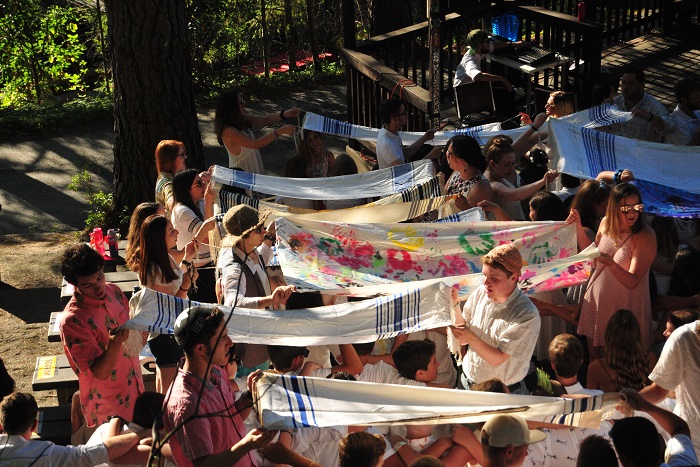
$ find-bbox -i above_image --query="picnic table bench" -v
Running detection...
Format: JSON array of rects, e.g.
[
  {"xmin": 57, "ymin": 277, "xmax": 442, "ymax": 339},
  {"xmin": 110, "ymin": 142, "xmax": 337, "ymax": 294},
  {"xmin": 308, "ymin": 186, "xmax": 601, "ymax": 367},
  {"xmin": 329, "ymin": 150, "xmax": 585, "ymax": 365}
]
[
  {"xmin": 32, "ymin": 353, "xmax": 155, "ymax": 405},
  {"xmin": 60, "ymin": 270, "xmax": 140, "ymax": 307},
  {"xmin": 33, "ymin": 404, "xmax": 72, "ymax": 445}
]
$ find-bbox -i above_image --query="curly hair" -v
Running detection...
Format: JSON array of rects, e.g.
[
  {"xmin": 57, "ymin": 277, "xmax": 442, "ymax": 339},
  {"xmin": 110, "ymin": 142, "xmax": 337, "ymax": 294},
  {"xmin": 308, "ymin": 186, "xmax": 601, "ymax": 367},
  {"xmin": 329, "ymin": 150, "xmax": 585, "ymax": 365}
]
[
  {"xmin": 60, "ymin": 243, "xmax": 104, "ymax": 285},
  {"xmin": 125, "ymin": 202, "xmax": 161, "ymax": 273},
  {"xmin": 604, "ymin": 309, "xmax": 650, "ymax": 391}
]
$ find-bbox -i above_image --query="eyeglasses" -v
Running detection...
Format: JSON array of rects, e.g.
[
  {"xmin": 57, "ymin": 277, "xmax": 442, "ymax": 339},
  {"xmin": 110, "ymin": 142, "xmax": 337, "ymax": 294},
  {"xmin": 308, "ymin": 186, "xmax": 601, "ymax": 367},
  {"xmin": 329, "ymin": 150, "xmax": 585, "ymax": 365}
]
[
  {"xmin": 191, "ymin": 179, "xmax": 204, "ymax": 188},
  {"xmin": 545, "ymin": 102, "xmax": 555, "ymax": 108},
  {"xmin": 619, "ymin": 203, "xmax": 644, "ymax": 213},
  {"xmin": 391, "ymin": 111, "xmax": 407, "ymax": 119},
  {"xmin": 252, "ymin": 225, "xmax": 265, "ymax": 234},
  {"xmin": 178, "ymin": 152, "xmax": 188, "ymax": 159}
]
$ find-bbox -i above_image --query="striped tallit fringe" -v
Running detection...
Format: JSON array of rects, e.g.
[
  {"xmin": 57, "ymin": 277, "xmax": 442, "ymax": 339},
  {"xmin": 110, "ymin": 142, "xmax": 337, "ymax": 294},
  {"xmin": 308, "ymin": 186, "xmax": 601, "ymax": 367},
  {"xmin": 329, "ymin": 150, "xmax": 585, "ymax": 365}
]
[
  {"xmin": 123, "ymin": 281, "xmax": 453, "ymax": 345},
  {"xmin": 255, "ymin": 373, "xmax": 618, "ymax": 429}
]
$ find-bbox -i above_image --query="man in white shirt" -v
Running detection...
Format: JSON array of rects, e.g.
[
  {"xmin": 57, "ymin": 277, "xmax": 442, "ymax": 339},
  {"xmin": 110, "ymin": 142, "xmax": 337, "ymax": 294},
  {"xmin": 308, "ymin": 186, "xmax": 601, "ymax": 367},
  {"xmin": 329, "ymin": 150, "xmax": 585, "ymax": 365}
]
[
  {"xmin": 666, "ymin": 77, "xmax": 700, "ymax": 145},
  {"xmin": 451, "ymin": 242, "xmax": 540, "ymax": 395},
  {"xmin": 548, "ymin": 334, "xmax": 603, "ymax": 396},
  {"xmin": 375, "ymin": 98, "xmax": 441, "ymax": 169},
  {"xmin": 640, "ymin": 320, "xmax": 700, "ymax": 457},
  {"xmin": 0, "ymin": 392, "xmax": 148, "ymax": 467},
  {"xmin": 601, "ymin": 66, "xmax": 675, "ymax": 143}
]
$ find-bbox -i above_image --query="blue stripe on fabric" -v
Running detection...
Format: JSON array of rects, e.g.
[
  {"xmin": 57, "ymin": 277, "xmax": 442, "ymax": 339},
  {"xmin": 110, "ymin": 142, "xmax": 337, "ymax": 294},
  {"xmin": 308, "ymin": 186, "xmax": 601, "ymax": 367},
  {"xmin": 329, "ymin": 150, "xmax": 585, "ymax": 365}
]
[
  {"xmin": 300, "ymin": 376, "xmax": 318, "ymax": 426},
  {"xmin": 289, "ymin": 376, "xmax": 311, "ymax": 427},
  {"xmin": 321, "ymin": 117, "xmax": 354, "ymax": 138},
  {"xmin": 581, "ymin": 127, "xmax": 617, "ymax": 175},
  {"xmin": 281, "ymin": 376, "xmax": 299, "ymax": 429},
  {"xmin": 393, "ymin": 291, "xmax": 403, "ymax": 333}
]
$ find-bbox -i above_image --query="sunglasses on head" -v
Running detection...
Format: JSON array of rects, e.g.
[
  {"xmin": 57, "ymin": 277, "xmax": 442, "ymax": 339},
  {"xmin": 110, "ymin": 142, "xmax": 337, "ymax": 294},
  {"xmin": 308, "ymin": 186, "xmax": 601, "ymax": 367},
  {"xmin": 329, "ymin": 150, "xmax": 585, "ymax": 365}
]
[{"xmin": 619, "ymin": 203, "xmax": 644, "ymax": 213}]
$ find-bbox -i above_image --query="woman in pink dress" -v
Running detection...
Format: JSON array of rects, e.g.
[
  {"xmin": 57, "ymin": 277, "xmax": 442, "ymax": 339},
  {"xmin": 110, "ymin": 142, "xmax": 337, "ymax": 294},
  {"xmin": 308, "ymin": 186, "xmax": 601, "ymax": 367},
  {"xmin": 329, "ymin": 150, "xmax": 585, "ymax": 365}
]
[{"xmin": 577, "ymin": 183, "xmax": 657, "ymax": 360}]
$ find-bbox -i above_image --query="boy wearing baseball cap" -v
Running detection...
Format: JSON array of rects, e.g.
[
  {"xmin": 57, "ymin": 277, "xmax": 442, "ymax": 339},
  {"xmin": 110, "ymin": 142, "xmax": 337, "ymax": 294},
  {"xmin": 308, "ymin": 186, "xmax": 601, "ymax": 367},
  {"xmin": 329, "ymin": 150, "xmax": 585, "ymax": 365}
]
[{"xmin": 480, "ymin": 414, "xmax": 546, "ymax": 467}]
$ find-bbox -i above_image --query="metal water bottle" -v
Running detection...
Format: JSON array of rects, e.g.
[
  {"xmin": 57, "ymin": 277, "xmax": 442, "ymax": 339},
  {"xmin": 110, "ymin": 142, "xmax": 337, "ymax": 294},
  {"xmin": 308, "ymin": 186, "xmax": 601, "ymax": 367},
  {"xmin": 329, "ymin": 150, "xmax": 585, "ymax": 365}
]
[{"xmin": 107, "ymin": 229, "xmax": 119, "ymax": 257}]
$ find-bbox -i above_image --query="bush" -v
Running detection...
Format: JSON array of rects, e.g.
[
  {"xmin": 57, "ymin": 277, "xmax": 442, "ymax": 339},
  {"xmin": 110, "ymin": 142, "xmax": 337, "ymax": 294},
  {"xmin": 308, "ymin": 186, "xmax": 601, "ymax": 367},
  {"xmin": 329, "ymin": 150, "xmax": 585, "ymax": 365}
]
[{"xmin": 0, "ymin": 94, "xmax": 113, "ymax": 139}]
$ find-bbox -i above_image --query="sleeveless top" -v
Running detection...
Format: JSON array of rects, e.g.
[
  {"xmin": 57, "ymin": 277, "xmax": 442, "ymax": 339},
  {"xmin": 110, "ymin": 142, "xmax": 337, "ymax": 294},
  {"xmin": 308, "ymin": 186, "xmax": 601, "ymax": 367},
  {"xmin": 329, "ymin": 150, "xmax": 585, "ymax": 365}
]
[
  {"xmin": 226, "ymin": 128, "xmax": 265, "ymax": 174},
  {"xmin": 500, "ymin": 176, "xmax": 526, "ymax": 221},
  {"xmin": 307, "ymin": 151, "xmax": 331, "ymax": 178},
  {"xmin": 577, "ymin": 232, "xmax": 652, "ymax": 348}
]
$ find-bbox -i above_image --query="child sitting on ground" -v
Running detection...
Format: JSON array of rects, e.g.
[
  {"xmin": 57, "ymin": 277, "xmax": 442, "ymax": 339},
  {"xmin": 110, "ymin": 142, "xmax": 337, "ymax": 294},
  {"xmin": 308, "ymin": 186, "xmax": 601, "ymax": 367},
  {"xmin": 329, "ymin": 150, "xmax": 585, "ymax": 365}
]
[
  {"xmin": 387, "ymin": 339, "xmax": 471, "ymax": 467},
  {"xmin": 266, "ymin": 344, "xmax": 362, "ymax": 378}
]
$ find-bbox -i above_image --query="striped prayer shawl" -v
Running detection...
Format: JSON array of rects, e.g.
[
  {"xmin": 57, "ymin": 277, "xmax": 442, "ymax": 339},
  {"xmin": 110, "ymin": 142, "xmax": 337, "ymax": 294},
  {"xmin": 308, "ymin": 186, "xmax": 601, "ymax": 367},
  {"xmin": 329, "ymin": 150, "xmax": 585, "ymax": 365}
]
[
  {"xmin": 276, "ymin": 218, "xmax": 578, "ymax": 287},
  {"xmin": 217, "ymin": 185, "xmax": 451, "ymax": 224},
  {"xmin": 123, "ymin": 281, "xmax": 453, "ymax": 345},
  {"xmin": 302, "ymin": 111, "xmax": 528, "ymax": 147},
  {"xmin": 549, "ymin": 116, "xmax": 700, "ymax": 216},
  {"xmin": 211, "ymin": 161, "xmax": 435, "ymax": 200},
  {"xmin": 255, "ymin": 374, "xmax": 617, "ymax": 429}
]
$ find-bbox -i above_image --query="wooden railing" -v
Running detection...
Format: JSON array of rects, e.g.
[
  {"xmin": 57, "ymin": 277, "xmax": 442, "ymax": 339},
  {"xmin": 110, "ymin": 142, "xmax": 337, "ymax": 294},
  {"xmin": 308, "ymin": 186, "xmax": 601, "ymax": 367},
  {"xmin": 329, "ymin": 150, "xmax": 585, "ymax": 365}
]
[
  {"xmin": 340, "ymin": 48, "xmax": 433, "ymax": 133},
  {"xmin": 500, "ymin": 3, "xmax": 603, "ymax": 107}
]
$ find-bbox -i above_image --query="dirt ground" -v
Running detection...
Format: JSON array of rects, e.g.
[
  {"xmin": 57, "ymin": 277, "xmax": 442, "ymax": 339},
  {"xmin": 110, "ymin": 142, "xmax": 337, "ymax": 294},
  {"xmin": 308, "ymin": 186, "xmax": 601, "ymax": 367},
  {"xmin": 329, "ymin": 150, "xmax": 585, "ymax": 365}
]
[{"xmin": 0, "ymin": 233, "xmax": 75, "ymax": 406}]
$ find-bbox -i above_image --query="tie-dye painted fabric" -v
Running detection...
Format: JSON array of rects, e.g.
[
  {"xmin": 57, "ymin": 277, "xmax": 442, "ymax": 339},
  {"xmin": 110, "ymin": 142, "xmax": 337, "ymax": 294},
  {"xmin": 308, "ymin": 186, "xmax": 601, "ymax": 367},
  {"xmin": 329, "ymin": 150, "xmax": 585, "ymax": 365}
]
[
  {"xmin": 284, "ymin": 244, "xmax": 598, "ymax": 300},
  {"xmin": 211, "ymin": 161, "xmax": 435, "ymax": 200},
  {"xmin": 123, "ymin": 281, "xmax": 454, "ymax": 345},
  {"xmin": 256, "ymin": 373, "xmax": 615, "ymax": 429},
  {"xmin": 276, "ymin": 218, "xmax": 578, "ymax": 288}
]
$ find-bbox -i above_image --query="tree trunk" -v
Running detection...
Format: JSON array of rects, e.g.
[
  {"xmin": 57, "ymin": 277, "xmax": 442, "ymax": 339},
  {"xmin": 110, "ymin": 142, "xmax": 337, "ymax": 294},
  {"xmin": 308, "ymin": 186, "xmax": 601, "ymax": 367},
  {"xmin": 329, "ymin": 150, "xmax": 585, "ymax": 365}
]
[
  {"xmin": 261, "ymin": 0, "xmax": 270, "ymax": 77},
  {"xmin": 305, "ymin": 0, "xmax": 321, "ymax": 72},
  {"xmin": 105, "ymin": 0, "xmax": 203, "ymax": 218},
  {"xmin": 283, "ymin": 0, "xmax": 297, "ymax": 70}
]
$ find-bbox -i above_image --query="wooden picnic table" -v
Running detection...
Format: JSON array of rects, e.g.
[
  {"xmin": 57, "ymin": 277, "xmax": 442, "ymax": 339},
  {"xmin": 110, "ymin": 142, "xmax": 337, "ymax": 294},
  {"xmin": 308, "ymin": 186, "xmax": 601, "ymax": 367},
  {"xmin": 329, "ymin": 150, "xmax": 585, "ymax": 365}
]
[
  {"xmin": 102, "ymin": 239, "xmax": 128, "ymax": 272},
  {"xmin": 60, "ymin": 270, "xmax": 139, "ymax": 306},
  {"xmin": 47, "ymin": 311, "xmax": 62, "ymax": 342}
]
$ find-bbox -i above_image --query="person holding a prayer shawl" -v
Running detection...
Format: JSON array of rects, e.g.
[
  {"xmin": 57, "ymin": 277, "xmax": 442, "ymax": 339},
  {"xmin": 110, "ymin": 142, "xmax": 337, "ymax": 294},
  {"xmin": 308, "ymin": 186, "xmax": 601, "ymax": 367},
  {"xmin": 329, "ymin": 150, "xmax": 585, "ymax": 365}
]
[
  {"xmin": 600, "ymin": 66, "xmax": 675, "ymax": 143},
  {"xmin": 164, "ymin": 306, "xmax": 276, "ymax": 467},
  {"xmin": 451, "ymin": 243, "xmax": 540, "ymax": 395},
  {"xmin": 376, "ymin": 97, "xmax": 442, "ymax": 169},
  {"xmin": 217, "ymin": 204, "xmax": 295, "ymax": 377},
  {"xmin": 666, "ymin": 77, "xmax": 700, "ymax": 145}
]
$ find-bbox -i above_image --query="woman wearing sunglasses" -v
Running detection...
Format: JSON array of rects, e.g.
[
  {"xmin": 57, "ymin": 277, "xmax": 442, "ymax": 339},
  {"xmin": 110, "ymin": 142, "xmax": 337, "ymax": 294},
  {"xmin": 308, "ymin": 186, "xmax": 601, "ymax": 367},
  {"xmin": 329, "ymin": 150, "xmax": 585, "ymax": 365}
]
[
  {"xmin": 217, "ymin": 204, "xmax": 295, "ymax": 377},
  {"xmin": 171, "ymin": 169, "xmax": 218, "ymax": 303},
  {"xmin": 578, "ymin": 182, "xmax": 657, "ymax": 360}
]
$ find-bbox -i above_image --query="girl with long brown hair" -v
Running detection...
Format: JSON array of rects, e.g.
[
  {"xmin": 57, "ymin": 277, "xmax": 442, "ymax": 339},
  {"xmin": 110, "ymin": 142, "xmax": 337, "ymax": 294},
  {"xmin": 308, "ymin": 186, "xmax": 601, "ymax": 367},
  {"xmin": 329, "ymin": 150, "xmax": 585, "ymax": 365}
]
[{"xmin": 587, "ymin": 309, "xmax": 656, "ymax": 392}]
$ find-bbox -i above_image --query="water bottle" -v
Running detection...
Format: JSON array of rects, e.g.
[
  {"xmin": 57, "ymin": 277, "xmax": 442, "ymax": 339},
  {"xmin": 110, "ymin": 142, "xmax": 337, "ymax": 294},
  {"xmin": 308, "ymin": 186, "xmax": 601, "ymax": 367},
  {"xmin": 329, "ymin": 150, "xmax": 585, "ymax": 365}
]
[
  {"xmin": 90, "ymin": 227, "xmax": 105, "ymax": 256},
  {"xmin": 577, "ymin": 1, "xmax": 586, "ymax": 21},
  {"xmin": 107, "ymin": 229, "xmax": 120, "ymax": 257}
]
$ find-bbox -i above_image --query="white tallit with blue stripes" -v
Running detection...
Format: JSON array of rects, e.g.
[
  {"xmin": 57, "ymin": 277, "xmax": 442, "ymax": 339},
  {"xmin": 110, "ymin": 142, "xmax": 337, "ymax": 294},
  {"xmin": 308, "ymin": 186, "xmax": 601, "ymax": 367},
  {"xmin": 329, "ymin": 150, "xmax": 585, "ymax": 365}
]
[
  {"xmin": 256, "ymin": 374, "xmax": 617, "ymax": 428},
  {"xmin": 302, "ymin": 111, "xmax": 529, "ymax": 146},
  {"xmin": 549, "ymin": 107, "xmax": 700, "ymax": 194},
  {"xmin": 211, "ymin": 161, "xmax": 435, "ymax": 200},
  {"xmin": 123, "ymin": 281, "xmax": 453, "ymax": 345}
]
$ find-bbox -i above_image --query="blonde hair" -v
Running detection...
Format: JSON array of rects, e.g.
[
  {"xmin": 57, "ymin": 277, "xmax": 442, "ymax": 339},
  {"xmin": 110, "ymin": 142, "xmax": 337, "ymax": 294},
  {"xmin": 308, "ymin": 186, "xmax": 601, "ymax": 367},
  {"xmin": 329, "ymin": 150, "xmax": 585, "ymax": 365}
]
[
  {"xmin": 603, "ymin": 182, "xmax": 645, "ymax": 240},
  {"xmin": 550, "ymin": 91, "xmax": 576, "ymax": 117}
]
